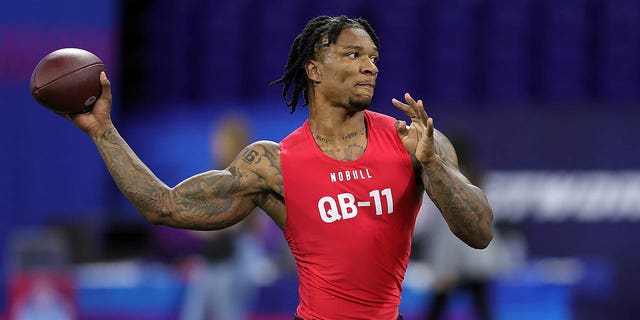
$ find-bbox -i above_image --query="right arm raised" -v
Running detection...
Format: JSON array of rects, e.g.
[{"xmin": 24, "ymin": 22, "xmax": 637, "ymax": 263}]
[
  {"xmin": 69, "ymin": 72, "xmax": 268, "ymax": 230},
  {"xmin": 94, "ymin": 127, "xmax": 267, "ymax": 229}
]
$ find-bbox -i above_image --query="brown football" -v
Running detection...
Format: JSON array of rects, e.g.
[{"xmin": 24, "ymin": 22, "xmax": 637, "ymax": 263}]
[{"xmin": 30, "ymin": 48, "xmax": 106, "ymax": 114}]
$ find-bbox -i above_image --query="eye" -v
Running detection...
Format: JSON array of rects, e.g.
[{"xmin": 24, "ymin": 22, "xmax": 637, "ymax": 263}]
[
  {"xmin": 370, "ymin": 56, "xmax": 379, "ymax": 64},
  {"xmin": 346, "ymin": 52, "xmax": 358, "ymax": 59}
]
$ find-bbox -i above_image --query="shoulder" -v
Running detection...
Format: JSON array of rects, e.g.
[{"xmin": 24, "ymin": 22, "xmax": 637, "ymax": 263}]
[
  {"xmin": 280, "ymin": 123, "xmax": 307, "ymax": 149},
  {"xmin": 235, "ymin": 140, "xmax": 283, "ymax": 195},
  {"xmin": 239, "ymin": 140, "xmax": 280, "ymax": 161},
  {"xmin": 237, "ymin": 140, "xmax": 281, "ymax": 172},
  {"xmin": 365, "ymin": 110, "xmax": 397, "ymax": 127}
]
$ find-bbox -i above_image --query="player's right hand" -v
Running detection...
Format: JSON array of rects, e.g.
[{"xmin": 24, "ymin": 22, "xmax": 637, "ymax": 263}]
[{"xmin": 67, "ymin": 72, "xmax": 114, "ymax": 137}]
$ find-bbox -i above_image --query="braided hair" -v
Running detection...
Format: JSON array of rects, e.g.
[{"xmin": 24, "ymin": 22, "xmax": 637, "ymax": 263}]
[{"xmin": 270, "ymin": 16, "xmax": 380, "ymax": 113}]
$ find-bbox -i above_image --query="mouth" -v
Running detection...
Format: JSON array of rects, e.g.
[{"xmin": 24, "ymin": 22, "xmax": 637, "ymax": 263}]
[{"xmin": 355, "ymin": 82, "xmax": 375, "ymax": 91}]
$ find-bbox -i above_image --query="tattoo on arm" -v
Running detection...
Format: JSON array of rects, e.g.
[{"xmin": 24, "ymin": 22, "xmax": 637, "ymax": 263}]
[
  {"xmin": 433, "ymin": 131, "xmax": 458, "ymax": 168},
  {"xmin": 242, "ymin": 149, "xmax": 260, "ymax": 164},
  {"xmin": 239, "ymin": 142, "xmax": 283, "ymax": 196},
  {"xmin": 96, "ymin": 127, "xmax": 172, "ymax": 219},
  {"xmin": 422, "ymin": 131, "xmax": 493, "ymax": 248},
  {"xmin": 95, "ymin": 128, "xmax": 267, "ymax": 230}
]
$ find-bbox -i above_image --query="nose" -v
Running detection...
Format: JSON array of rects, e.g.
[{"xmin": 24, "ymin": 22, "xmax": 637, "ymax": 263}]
[{"xmin": 361, "ymin": 57, "xmax": 378, "ymax": 76}]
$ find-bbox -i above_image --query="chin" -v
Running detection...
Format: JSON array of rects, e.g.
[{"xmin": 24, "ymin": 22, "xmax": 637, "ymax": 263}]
[{"xmin": 348, "ymin": 96, "xmax": 372, "ymax": 112}]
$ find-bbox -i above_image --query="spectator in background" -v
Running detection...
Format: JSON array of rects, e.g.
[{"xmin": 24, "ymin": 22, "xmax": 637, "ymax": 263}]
[
  {"xmin": 179, "ymin": 114, "xmax": 269, "ymax": 320},
  {"xmin": 416, "ymin": 132, "xmax": 500, "ymax": 320}
]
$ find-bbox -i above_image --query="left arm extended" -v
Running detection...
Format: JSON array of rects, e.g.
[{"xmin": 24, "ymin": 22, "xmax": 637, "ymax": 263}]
[{"xmin": 393, "ymin": 93, "xmax": 493, "ymax": 249}]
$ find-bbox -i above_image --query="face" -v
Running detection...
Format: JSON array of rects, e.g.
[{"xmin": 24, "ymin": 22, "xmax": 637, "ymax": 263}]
[{"xmin": 310, "ymin": 27, "xmax": 379, "ymax": 112}]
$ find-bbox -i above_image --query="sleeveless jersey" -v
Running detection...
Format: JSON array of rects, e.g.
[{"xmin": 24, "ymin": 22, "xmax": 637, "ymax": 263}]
[{"xmin": 280, "ymin": 110, "xmax": 422, "ymax": 320}]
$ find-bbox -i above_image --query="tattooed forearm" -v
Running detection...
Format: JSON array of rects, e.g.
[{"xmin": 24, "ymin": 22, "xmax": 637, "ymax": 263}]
[
  {"xmin": 95, "ymin": 127, "xmax": 171, "ymax": 219},
  {"xmin": 424, "ymin": 162, "xmax": 493, "ymax": 249},
  {"xmin": 421, "ymin": 133, "xmax": 494, "ymax": 248}
]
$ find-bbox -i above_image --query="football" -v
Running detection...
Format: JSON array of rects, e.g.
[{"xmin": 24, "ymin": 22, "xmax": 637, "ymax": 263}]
[{"xmin": 30, "ymin": 48, "xmax": 106, "ymax": 114}]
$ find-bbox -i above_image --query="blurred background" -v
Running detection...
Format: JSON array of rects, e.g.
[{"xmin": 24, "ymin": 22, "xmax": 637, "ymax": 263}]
[{"xmin": 2, "ymin": 0, "xmax": 640, "ymax": 319}]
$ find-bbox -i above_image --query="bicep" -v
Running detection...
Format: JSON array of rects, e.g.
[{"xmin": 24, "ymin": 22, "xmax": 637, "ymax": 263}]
[{"xmin": 164, "ymin": 165, "xmax": 261, "ymax": 230}]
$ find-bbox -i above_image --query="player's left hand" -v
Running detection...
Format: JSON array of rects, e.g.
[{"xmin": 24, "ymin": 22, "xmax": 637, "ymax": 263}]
[{"xmin": 392, "ymin": 93, "xmax": 440, "ymax": 166}]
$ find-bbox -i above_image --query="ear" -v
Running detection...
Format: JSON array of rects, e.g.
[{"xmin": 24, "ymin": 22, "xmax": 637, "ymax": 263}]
[{"xmin": 305, "ymin": 60, "xmax": 322, "ymax": 84}]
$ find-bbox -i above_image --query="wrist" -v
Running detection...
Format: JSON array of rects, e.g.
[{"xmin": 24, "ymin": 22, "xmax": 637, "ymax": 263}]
[
  {"xmin": 420, "ymin": 155, "xmax": 444, "ymax": 172},
  {"xmin": 88, "ymin": 121, "xmax": 115, "ymax": 140}
]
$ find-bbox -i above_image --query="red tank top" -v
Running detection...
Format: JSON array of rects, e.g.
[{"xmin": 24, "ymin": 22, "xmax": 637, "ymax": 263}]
[{"xmin": 280, "ymin": 110, "xmax": 421, "ymax": 320}]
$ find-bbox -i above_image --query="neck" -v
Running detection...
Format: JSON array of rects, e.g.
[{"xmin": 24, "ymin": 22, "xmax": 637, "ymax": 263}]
[
  {"xmin": 308, "ymin": 106, "xmax": 365, "ymax": 140},
  {"xmin": 308, "ymin": 110, "xmax": 368, "ymax": 161}
]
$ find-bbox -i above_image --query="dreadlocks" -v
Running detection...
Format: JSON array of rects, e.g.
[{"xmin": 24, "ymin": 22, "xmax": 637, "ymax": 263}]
[{"xmin": 270, "ymin": 16, "xmax": 380, "ymax": 114}]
